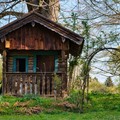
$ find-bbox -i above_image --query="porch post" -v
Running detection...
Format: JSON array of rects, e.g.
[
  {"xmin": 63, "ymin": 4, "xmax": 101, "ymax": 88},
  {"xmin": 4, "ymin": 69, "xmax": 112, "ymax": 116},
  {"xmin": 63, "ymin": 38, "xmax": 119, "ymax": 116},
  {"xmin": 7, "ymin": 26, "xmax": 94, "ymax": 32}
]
[
  {"xmin": 2, "ymin": 50, "xmax": 7, "ymax": 95},
  {"xmin": 61, "ymin": 50, "xmax": 67, "ymax": 92}
]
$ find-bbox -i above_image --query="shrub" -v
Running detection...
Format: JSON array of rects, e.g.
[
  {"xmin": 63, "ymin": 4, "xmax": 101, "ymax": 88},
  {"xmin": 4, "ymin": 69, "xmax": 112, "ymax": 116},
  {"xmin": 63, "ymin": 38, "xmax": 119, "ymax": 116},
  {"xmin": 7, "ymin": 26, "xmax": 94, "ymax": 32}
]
[
  {"xmin": 89, "ymin": 92, "xmax": 120, "ymax": 111},
  {"xmin": 53, "ymin": 73, "xmax": 62, "ymax": 98},
  {"xmin": 67, "ymin": 90, "xmax": 87, "ymax": 112}
]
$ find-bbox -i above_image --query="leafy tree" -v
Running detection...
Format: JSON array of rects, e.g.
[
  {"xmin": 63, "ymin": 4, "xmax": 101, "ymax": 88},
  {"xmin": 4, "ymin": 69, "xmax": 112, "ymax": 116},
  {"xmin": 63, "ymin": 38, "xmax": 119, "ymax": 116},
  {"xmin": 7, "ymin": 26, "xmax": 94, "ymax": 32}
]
[
  {"xmin": 105, "ymin": 77, "xmax": 114, "ymax": 87},
  {"xmin": 108, "ymin": 47, "xmax": 120, "ymax": 76},
  {"xmin": 89, "ymin": 79, "xmax": 107, "ymax": 93},
  {"xmin": 60, "ymin": 0, "xmax": 120, "ymax": 85}
]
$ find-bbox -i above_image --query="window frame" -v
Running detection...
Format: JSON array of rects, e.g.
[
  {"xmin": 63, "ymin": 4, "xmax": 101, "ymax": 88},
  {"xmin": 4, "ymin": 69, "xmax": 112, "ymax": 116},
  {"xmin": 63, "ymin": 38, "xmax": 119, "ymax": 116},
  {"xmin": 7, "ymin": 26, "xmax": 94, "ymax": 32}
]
[
  {"xmin": 33, "ymin": 51, "xmax": 58, "ymax": 73},
  {"xmin": 13, "ymin": 56, "xmax": 28, "ymax": 72}
]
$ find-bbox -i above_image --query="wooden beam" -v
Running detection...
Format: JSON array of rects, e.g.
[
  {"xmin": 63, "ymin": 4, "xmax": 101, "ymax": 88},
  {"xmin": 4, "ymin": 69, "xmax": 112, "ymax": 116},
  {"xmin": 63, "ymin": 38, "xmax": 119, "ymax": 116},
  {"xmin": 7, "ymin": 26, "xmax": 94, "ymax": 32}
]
[
  {"xmin": 2, "ymin": 50, "xmax": 7, "ymax": 95},
  {"xmin": 61, "ymin": 50, "xmax": 67, "ymax": 92}
]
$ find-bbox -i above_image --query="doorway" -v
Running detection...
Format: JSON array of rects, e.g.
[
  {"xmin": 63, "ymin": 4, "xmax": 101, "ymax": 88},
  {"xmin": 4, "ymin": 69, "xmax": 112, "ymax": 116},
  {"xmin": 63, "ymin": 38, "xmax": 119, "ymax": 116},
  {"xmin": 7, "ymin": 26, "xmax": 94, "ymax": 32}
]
[{"xmin": 36, "ymin": 55, "xmax": 55, "ymax": 72}]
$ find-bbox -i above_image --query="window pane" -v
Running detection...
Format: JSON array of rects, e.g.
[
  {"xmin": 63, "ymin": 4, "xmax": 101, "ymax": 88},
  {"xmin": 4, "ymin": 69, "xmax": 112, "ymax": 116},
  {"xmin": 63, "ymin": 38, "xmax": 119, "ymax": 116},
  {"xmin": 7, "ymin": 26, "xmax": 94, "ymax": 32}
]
[{"xmin": 16, "ymin": 58, "xmax": 26, "ymax": 72}]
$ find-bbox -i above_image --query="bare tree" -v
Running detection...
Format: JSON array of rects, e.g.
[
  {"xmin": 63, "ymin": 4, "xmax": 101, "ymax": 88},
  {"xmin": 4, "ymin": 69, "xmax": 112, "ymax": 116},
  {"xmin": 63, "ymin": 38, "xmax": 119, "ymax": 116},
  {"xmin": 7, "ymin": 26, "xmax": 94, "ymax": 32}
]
[{"xmin": 0, "ymin": 0, "xmax": 60, "ymax": 22}]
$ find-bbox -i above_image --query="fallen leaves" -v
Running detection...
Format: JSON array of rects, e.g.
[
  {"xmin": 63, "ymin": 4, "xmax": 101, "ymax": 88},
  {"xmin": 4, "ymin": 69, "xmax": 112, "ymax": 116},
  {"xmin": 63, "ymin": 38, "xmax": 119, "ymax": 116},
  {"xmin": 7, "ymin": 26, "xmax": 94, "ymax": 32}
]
[
  {"xmin": 54, "ymin": 101, "xmax": 76, "ymax": 110},
  {"xmin": 13, "ymin": 101, "xmax": 30, "ymax": 107},
  {"xmin": 16, "ymin": 106, "xmax": 42, "ymax": 115}
]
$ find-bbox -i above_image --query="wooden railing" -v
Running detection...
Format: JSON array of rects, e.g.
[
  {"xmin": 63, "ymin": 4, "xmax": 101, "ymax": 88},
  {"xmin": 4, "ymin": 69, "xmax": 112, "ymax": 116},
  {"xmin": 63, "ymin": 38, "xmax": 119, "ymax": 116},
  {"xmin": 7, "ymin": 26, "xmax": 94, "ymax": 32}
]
[{"xmin": 5, "ymin": 72, "xmax": 62, "ymax": 96}]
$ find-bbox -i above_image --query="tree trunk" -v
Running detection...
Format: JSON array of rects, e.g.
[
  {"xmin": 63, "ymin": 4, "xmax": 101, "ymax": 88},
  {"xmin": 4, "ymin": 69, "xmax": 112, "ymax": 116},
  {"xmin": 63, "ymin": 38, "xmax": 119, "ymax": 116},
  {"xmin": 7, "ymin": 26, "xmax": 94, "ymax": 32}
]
[{"xmin": 26, "ymin": 0, "xmax": 60, "ymax": 22}]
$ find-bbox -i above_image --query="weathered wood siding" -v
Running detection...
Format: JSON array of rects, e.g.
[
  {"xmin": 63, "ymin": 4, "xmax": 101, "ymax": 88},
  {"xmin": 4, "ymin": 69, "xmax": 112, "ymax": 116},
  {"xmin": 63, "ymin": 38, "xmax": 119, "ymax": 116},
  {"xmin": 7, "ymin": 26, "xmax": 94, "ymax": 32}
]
[
  {"xmin": 0, "ymin": 42, "xmax": 4, "ymax": 53},
  {"xmin": 3, "ymin": 22, "xmax": 69, "ymax": 95},
  {"xmin": 7, "ymin": 56, "xmax": 13, "ymax": 72},
  {"xmin": 7, "ymin": 51, "xmax": 34, "ymax": 72},
  {"xmin": 28, "ymin": 56, "xmax": 34, "ymax": 72},
  {"xmin": 5, "ymin": 72, "xmax": 62, "ymax": 96},
  {"xmin": 6, "ymin": 23, "xmax": 69, "ymax": 51},
  {"xmin": 7, "ymin": 50, "xmax": 67, "ymax": 73},
  {"xmin": 5, "ymin": 49, "xmax": 68, "ymax": 95}
]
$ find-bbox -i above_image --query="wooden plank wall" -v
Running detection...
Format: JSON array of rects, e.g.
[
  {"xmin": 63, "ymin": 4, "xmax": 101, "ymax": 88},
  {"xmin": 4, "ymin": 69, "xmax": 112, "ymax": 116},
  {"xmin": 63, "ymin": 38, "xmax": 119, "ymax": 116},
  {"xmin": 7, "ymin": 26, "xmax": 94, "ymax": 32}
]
[
  {"xmin": 7, "ymin": 50, "xmax": 65, "ymax": 73},
  {"xmin": 7, "ymin": 51, "xmax": 34, "ymax": 72},
  {"xmin": 0, "ymin": 42, "xmax": 5, "ymax": 53},
  {"xmin": 6, "ymin": 50, "xmax": 68, "ymax": 95},
  {"xmin": 28, "ymin": 56, "xmax": 34, "ymax": 72},
  {"xmin": 6, "ymin": 23, "xmax": 69, "ymax": 51},
  {"xmin": 7, "ymin": 56, "xmax": 13, "ymax": 72}
]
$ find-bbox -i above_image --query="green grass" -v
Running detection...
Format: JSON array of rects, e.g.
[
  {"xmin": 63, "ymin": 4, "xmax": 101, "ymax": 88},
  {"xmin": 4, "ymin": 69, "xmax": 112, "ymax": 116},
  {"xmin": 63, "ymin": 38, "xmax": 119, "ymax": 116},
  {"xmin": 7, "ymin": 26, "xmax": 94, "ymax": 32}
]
[
  {"xmin": 0, "ymin": 93, "xmax": 120, "ymax": 120},
  {"xmin": 0, "ymin": 111, "xmax": 120, "ymax": 120},
  {"xmin": 88, "ymin": 93, "xmax": 120, "ymax": 111}
]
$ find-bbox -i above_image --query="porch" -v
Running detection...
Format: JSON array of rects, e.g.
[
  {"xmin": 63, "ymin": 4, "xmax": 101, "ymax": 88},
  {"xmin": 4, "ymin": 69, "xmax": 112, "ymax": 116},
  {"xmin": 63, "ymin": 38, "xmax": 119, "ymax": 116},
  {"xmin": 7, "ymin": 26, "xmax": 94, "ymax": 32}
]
[{"xmin": 4, "ymin": 72, "xmax": 63, "ymax": 96}]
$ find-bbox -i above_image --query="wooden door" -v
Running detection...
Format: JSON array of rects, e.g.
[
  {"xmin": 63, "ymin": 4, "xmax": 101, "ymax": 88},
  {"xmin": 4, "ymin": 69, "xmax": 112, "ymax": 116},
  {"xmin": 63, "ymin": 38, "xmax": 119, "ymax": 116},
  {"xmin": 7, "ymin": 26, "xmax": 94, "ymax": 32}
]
[{"xmin": 36, "ymin": 55, "xmax": 55, "ymax": 72}]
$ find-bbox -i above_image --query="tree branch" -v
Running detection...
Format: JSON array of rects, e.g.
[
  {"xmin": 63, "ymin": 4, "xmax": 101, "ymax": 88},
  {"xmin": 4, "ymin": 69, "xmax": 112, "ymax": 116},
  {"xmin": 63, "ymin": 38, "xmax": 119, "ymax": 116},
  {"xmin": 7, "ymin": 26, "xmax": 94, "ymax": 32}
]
[
  {"xmin": 0, "ymin": 0, "xmax": 17, "ymax": 4},
  {"xmin": 0, "ymin": 11, "xmax": 24, "ymax": 19}
]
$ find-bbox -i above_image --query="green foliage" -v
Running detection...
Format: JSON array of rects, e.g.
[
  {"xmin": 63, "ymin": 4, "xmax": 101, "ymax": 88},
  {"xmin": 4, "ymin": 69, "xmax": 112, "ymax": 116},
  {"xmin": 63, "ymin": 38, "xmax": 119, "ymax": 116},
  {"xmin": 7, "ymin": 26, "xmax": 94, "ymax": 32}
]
[
  {"xmin": 70, "ymin": 77, "xmax": 82, "ymax": 90},
  {"xmin": 18, "ymin": 94, "xmax": 54, "ymax": 108},
  {"xmin": 89, "ymin": 80, "xmax": 107, "ymax": 93},
  {"xmin": 89, "ymin": 93, "xmax": 120, "ymax": 111},
  {"xmin": 67, "ymin": 90, "xmax": 87, "ymax": 112},
  {"xmin": 0, "ymin": 95, "xmax": 55, "ymax": 115},
  {"xmin": 67, "ymin": 90, "xmax": 81, "ymax": 105},
  {"xmin": 0, "ymin": 93, "xmax": 120, "ymax": 118},
  {"xmin": 19, "ymin": 94, "xmax": 41, "ymax": 102},
  {"xmin": 89, "ymin": 78, "xmax": 117, "ymax": 94},
  {"xmin": 53, "ymin": 73, "xmax": 62, "ymax": 95},
  {"xmin": 69, "ymin": 57, "xmax": 79, "ymax": 77},
  {"xmin": 62, "ymin": 12, "xmax": 79, "ymax": 32},
  {"xmin": 0, "ymin": 95, "xmax": 18, "ymax": 104},
  {"xmin": 108, "ymin": 46, "xmax": 120, "ymax": 75},
  {"xmin": 82, "ymin": 21, "xmax": 90, "ymax": 38},
  {"xmin": 0, "ymin": 111, "xmax": 120, "ymax": 120}
]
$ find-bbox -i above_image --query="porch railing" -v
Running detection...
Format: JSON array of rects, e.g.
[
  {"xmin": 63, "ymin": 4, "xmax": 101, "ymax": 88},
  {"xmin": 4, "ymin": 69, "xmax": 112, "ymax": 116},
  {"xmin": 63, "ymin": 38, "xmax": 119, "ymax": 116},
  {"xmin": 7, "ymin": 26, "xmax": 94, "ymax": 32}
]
[{"xmin": 5, "ymin": 72, "xmax": 62, "ymax": 96}]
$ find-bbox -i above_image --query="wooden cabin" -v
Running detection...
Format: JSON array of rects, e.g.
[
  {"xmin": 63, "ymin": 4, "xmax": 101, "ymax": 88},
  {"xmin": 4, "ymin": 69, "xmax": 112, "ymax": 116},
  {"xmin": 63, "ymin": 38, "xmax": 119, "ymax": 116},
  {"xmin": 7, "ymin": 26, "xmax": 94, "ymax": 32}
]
[{"xmin": 0, "ymin": 11, "xmax": 84, "ymax": 96}]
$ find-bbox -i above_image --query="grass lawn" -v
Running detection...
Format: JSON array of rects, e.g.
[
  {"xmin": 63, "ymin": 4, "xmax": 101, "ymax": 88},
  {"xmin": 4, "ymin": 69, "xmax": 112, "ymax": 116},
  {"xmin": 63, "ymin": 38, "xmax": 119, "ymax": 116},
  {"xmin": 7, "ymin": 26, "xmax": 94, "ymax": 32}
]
[
  {"xmin": 0, "ymin": 93, "xmax": 120, "ymax": 120},
  {"xmin": 0, "ymin": 111, "xmax": 120, "ymax": 120}
]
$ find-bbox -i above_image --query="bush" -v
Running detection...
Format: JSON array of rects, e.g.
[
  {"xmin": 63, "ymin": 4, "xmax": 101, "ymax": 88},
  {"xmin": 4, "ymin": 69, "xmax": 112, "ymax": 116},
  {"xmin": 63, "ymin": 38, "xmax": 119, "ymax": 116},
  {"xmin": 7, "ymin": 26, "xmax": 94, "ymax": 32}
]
[
  {"xmin": 53, "ymin": 73, "xmax": 62, "ymax": 97},
  {"xmin": 67, "ymin": 90, "xmax": 87, "ymax": 112},
  {"xmin": 89, "ymin": 79, "xmax": 118, "ymax": 94},
  {"xmin": 89, "ymin": 80, "xmax": 108, "ymax": 93},
  {"xmin": 89, "ymin": 92, "xmax": 120, "ymax": 111}
]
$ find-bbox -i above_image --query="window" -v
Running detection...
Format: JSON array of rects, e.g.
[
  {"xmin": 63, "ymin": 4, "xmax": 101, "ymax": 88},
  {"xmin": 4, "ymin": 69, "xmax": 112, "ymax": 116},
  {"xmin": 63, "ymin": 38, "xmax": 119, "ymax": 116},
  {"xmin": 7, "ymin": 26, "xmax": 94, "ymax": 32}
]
[
  {"xmin": 16, "ymin": 58, "xmax": 26, "ymax": 72},
  {"xmin": 13, "ymin": 57, "xmax": 28, "ymax": 72}
]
